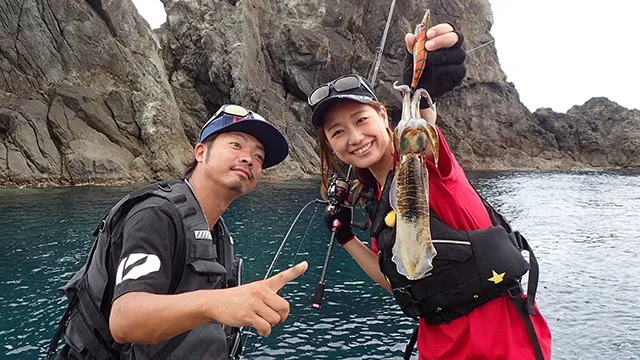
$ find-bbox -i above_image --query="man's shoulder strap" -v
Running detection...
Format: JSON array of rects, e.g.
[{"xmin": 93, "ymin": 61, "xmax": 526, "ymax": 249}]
[{"xmin": 97, "ymin": 180, "xmax": 185, "ymax": 236}]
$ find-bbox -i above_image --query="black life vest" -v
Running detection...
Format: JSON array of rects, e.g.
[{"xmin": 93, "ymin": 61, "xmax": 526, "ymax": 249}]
[
  {"xmin": 46, "ymin": 180, "xmax": 242, "ymax": 360},
  {"xmin": 364, "ymin": 171, "xmax": 545, "ymax": 360}
]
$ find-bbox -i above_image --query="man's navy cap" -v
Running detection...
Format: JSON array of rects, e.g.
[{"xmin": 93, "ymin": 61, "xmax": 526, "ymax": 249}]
[
  {"xmin": 199, "ymin": 109, "xmax": 289, "ymax": 169},
  {"xmin": 309, "ymin": 75, "xmax": 378, "ymax": 127}
]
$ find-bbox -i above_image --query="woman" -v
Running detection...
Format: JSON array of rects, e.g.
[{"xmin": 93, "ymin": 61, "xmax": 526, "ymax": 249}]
[{"xmin": 307, "ymin": 24, "xmax": 552, "ymax": 360}]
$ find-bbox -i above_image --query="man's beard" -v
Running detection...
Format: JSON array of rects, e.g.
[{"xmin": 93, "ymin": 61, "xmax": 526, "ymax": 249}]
[
  {"xmin": 226, "ymin": 164, "xmax": 254, "ymax": 194},
  {"xmin": 226, "ymin": 180, "xmax": 244, "ymax": 194}
]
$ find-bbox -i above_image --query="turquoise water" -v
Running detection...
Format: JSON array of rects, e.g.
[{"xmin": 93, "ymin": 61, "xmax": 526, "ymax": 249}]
[{"xmin": 1, "ymin": 171, "xmax": 639, "ymax": 359}]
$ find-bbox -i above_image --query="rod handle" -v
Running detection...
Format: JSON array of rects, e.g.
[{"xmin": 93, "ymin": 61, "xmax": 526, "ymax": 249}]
[{"xmin": 311, "ymin": 282, "xmax": 326, "ymax": 309}]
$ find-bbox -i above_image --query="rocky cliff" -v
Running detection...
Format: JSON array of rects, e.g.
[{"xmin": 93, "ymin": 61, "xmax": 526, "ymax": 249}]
[
  {"xmin": 0, "ymin": 0, "xmax": 195, "ymax": 187},
  {"xmin": 534, "ymin": 98, "xmax": 640, "ymax": 168},
  {"xmin": 1, "ymin": 0, "xmax": 638, "ymax": 187}
]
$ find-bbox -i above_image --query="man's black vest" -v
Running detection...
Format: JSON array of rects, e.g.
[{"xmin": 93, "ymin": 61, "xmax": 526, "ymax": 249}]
[
  {"xmin": 46, "ymin": 180, "xmax": 242, "ymax": 360},
  {"xmin": 364, "ymin": 171, "xmax": 545, "ymax": 360}
]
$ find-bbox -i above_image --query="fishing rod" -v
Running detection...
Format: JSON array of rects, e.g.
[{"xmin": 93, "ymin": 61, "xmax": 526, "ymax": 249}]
[
  {"xmin": 367, "ymin": 0, "xmax": 397, "ymax": 85},
  {"xmin": 310, "ymin": 0, "xmax": 397, "ymax": 310},
  {"xmin": 310, "ymin": 167, "xmax": 370, "ymax": 308}
]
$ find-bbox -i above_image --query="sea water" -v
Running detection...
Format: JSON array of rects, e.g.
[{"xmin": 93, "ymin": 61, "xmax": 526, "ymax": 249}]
[{"xmin": 1, "ymin": 170, "xmax": 639, "ymax": 359}]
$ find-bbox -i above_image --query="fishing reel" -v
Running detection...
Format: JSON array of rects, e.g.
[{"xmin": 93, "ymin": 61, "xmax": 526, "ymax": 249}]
[
  {"xmin": 325, "ymin": 173, "xmax": 350, "ymax": 216},
  {"xmin": 319, "ymin": 173, "xmax": 369, "ymax": 231}
]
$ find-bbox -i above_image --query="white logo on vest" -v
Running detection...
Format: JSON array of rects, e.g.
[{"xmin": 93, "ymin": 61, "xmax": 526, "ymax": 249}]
[{"xmin": 115, "ymin": 253, "xmax": 161, "ymax": 285}]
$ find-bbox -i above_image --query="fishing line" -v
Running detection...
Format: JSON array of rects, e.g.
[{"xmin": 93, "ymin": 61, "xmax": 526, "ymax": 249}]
[
  {"xmin": 243, "ymin": 199, "xmax": 321, "ymax": 359},
  {"xmin": 466, "ymin": 39, "xmax": 495, "ymax": 54},
  {"xmin": 264, "ymin": 199, "xmax": 320, "ymax": 280},
  {"xmin": 291, "ymin": 203, "xmax": 320, "ymax": 267}
]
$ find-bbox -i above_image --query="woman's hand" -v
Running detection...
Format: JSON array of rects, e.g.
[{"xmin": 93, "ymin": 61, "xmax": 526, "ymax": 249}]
[
  {"xmin": 404, "ymin": 23, "xmax": 460, "ymax": 53},
  {"xmin": 402, "ymin": 23, "xmax": 466, "ymax": 102}
]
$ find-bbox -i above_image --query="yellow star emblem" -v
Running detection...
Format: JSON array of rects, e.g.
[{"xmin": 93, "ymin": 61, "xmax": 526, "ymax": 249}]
[
  {"xmin": 488, "ymin": 270, "xmax": 506, "ymax": 285},
  {"xmin": 384, "ymin": 210, "xmax": 396, "ymax": 227}
]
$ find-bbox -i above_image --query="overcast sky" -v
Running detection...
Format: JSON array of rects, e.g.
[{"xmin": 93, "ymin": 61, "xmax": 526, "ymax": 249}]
[{"xmin": 132, "ymin": 0, "xmax": 639, "ymax": 113}]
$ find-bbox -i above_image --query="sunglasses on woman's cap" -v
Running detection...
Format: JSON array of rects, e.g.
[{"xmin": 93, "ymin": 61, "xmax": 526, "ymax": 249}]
[
  {"xmin": 308, "ymin": 75, "xmax": 378, "ymax": 127},
  {"xmin": 198, "ymin": 104, "xmax": 289, "ymax": 168}
]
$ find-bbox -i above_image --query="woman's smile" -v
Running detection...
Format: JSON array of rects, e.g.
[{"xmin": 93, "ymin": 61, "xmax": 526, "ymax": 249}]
[{"xmin": 351, "ymin": 141, "xmax": 374, "ymax": 156}]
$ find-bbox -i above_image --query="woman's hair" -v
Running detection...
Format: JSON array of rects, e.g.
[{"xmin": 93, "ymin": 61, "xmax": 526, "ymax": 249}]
[
  {"xmin": 318, "ymin": 100, "xmax": 394, "ymax": 199},
  {"xmin": 182, "ymin": 134, "xmax": 219, "ymax": 179}
]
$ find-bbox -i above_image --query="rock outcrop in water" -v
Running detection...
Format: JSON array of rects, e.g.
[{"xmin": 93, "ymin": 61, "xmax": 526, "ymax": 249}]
[
  {"xmin": 0, "ymin": 0, "xmax": 638, "ymax": 187},
  {"xmin": 533, "ymin": 98, "xmax": 640, "ymax": 168}
]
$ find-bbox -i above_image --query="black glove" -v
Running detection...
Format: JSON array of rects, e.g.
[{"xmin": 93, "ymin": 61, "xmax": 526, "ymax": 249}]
[
  {"xmin": 402, "ymin": 29, "xmax": 466, "ymax": 107},
  {"xmin": 323, "ymin": 206, "xmax": 354, "ymax": 245}
]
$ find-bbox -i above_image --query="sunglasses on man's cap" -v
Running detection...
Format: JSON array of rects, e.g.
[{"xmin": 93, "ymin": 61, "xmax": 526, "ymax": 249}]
[
  {"xmin": 199, "ymin": 104, "xmax": 266, "ymax": 141},
  {"xmin": 198, "ymin": 104, "xmax": 289, "ymax": 169}
]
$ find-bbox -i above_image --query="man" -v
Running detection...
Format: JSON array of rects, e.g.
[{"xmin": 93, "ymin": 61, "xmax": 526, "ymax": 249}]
[{"xmin": 48, "ymin": 104, "xmax": 308, "ymax": 360}]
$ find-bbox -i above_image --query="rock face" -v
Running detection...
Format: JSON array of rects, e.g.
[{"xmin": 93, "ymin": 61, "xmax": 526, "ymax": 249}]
[
  {"xmin": 534, "ymin": 98, "xmax": 640, "ymax": 167},
  {"xmin": 1, "ymin": 0, "xmax": 638, "ymax": 187},
  {"xmin": 0, "ymin": 0, "xmax": 192, "ymax": 187}
]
